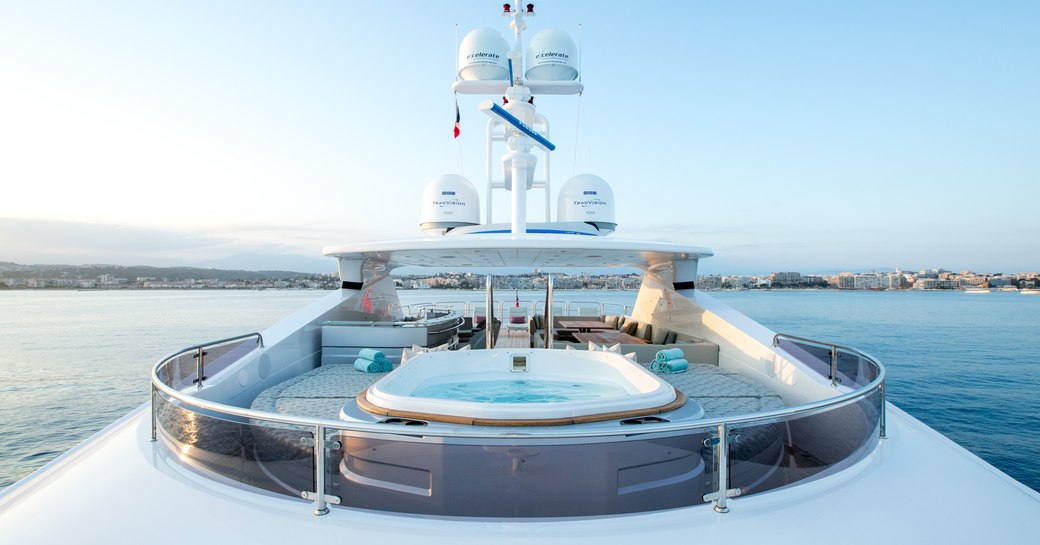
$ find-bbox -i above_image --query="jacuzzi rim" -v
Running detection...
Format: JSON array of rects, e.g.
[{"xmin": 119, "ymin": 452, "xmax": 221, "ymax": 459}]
[{"xmin": 356, "ymin": 387, "xmax": 687, "ymax": 427}]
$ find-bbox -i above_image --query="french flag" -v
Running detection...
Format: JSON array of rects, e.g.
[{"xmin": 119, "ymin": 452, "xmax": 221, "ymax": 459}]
[{"xmin": 454, "ymin": 100, "xmax": 461, "ymax": 138}]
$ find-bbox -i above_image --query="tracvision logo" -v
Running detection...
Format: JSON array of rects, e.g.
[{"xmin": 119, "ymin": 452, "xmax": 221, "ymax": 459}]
[
  {"xmin": 571, "ymin": 199, "xmax": 606, "ymax": 208},
  {"xmin": 433, "ymin": 198, "xmax": 467, "ymax": 207}
]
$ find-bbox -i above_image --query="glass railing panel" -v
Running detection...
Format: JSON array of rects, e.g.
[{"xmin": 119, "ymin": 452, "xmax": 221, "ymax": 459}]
[
  {"xmin": 601, "ymin": 302, "xmax": 630, "ymax": 316},
  {"xmin": 155, "ymin": 338, "xmax": 259, "ymax": 389},
  {"xmin": 776, "ymin": 338, "xmax": 879, "ymax": 387},
  {"xmin": 568, "ymin": 301, "xmax": 602, "ymax": 316},
  {"xmin": 725, "ymin": 389, "xmax": 882, "ymax": 500},
  {"xmin": 321, "ymin": 425, "xmax": 715, "ymax": 517},
  {"xmin": 833, "ymin": 350, "xmax": 880, "ymax": 388},
  {"xmin": 775, "ymin": 338, "xmax": 832, "ymax": 380},
  {"xmin": 154, "ymin": 391, "xmax": 315, "ymax": 501},
  {"xmin": 470, "ymin": 304, "xmax": 488, "ymax": 326},
  {"xmin": 532, "ymin": 301, "xmax": 567, "ymax": 316},
  {"xmin": 197, "ymin": 339, "xmax": 257, "ymax": 378},
  {"xmin": 156, "ymin": 351, "xmax": 201, "ymax": 389}
]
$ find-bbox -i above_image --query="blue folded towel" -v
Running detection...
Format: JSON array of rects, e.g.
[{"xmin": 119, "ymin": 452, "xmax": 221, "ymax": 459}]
[
  {"xmin": 658, "ymin": 358, "xmax": 688, "ymax": 373},
  {"xmin": 654, "ymin": 348, "xmax": 685, "ymax": 363},
  {"xmin": 354, "ymin": 357, "xmax": 383, "ymax": 373},
  {"xmin": 651, "ymin": 358, "xmax": 688, "ymax": 373},
  {"xmin": 359, "ymin": 348, "xmax": 387, "ymax": 364},
  {"xmin": 380, "ymin": 360, "xmax": 393, "ymax": 372}
]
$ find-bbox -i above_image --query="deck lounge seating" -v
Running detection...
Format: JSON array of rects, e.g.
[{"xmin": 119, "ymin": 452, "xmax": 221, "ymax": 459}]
[{"xmin": 528, "ymin": 315, "xmax": 719, "ymax": 366}]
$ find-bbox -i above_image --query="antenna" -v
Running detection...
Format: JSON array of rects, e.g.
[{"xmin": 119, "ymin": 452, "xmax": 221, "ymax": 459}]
[
  {"xmin": 451, "ymin": 3, "xmax": 581, "ymax": 233},
  {"xmin": 479, "ymin": 101, "xmax": 556, "ymax": 152}
]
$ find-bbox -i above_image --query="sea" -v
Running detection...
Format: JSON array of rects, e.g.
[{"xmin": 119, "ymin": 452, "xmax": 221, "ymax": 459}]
[{"xmin": 1, "ymin": 288, "xmax": 1038, "ymax": 492}]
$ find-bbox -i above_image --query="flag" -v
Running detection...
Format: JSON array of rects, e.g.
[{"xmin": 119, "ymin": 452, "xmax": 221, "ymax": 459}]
[
  {"xmin": 362, "ymin": 288, "xmax": 373, "ymax": 313},
  {"xmin": 454, "ymin": 100, "xmax": 461, "ymax": 139}
]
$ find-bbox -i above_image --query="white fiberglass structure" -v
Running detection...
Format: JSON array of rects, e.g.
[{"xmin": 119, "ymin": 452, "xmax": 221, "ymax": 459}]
[
  {"xmin": 361, "ymin": 349, "xmax": 683, "ymax": 423},
  {"xmin": 2, "ymin": 3, "xmax": 1039, "ymax": 544}
]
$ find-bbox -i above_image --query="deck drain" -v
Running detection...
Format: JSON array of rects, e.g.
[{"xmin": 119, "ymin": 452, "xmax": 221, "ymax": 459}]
[
  {"xmin": 380, "ymin": 418, "xmax": 429, "ymax": 426},
  {"xmin": 620, "ymin": 416, "xmax": 669, "ymax": 425}
]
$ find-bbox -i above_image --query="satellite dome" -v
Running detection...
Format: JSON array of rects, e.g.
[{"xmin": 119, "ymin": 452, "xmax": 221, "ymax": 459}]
[
  {"xmin": 525, "ymin": 28, "xmax": 578, "ymax": 81},
  {"xmin": 458, "ymin": 28, "xmax": 509, "ymax": 81},
  {"xmin": 557, "ymin": 174, "xmax": 615, "ymax": 233},
  {"xmin": 420, "ymin": 174, "xmax": 481, "ymax": 235}
]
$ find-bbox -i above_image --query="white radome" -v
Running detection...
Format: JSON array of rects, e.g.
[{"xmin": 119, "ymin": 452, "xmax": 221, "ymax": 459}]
[
  {"xmin": 420, "ymin": 174, "xmax": 481, "ymax": 235},
  {"xmin": 525, "ymin": 28, "xmax": 579, "ymax": 81},
  {"xmin": 458, "ymin": 28, "xmax": 510, "ymax": 81},
  {"xmin": 557, "ymin": 173, "xmax": 616, "ymax": 232}
]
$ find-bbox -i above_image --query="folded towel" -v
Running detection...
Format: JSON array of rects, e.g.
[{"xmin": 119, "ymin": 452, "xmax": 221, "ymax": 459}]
[
  {"xmin": 359, "ymin": 348, "xmax": 387, "ymax": 364},
  {"xmin": 354, "ymin": 357, "xmax": 383, "ymax": 373},
  {"xmin": 654, "ymin": 348, "xmax": 685, "ymax": 363},
  {"xmin": 658, "ymin": 358, "xmax": 688, "ymax": 373},
  {"xmin": 380, "ymin": 360, "xmax": 393, "ymax": 372}
]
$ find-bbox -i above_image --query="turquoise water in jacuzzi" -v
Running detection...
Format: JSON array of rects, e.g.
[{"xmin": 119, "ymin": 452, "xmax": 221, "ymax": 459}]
[{"xmin": 412, "ymin": 379, "xmax": 628, "ymax": 403}]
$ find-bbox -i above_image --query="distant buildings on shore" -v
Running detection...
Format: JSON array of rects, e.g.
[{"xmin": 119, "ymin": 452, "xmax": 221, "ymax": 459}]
[
  {"xmin": 3, "ymin": 262, "xmax": 1038, "ymax": 292},
  {"xmin": 394, "ymin": 272, "xmax": 642, "ymax": 291},
  {"xmin": 394, "ymin": 269, "xmax": 1040, "ymax": 292},
  {"xmin": 0, "ymin": 263, "xmax": 339, "ymax": 290},
  {"xmin": 696, "ymin": 269, "xmax": 1040, "ymax": 291},
  {"xmin": 0, "ymin": 275, "xmax": 338, "ymax": 290}
]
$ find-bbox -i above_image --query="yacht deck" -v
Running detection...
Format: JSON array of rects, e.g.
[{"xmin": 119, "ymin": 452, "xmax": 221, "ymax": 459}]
[{"xmin": 250, "ymin": 350, "xmax": 784, "ymax": 421}]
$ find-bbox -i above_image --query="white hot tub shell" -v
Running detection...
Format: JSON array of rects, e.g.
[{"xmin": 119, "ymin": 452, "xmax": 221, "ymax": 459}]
[{"xmin": 360, "ymin": 349, "xmax": 683, "ymax": 423}]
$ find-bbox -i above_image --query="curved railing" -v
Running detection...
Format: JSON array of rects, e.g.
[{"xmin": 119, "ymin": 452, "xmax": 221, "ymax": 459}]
[{"xmin": 151, "ymin": 331, "xmax": 886, "ymax": 517}]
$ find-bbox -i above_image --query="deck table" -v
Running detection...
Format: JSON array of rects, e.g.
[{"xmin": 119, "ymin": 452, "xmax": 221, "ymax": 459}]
[{"xmin": 573, "ymin": 331, "xmax": 648, "ymax": 345}]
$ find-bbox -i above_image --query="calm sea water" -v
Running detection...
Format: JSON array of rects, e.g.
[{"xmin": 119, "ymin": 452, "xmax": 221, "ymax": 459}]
[{"xmin": 1, "ymin": 288, "xmax": 1038, "ymax": 492}]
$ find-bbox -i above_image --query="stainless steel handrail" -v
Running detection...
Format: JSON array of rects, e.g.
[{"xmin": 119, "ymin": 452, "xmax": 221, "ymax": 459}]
[
  {"xmin": 151, "ymin": 335, "xmax": 885, "ymax": 440},
  {"xmin": 773, "ymin": 332, "xmax": 872, "ymax": 388},
  {"xmin": 772, "ymin": 332, "xmax": 870, "ymax": 361},
  {"xmin": 151, "ymin": 331, "xmax": 886, "ymax": 515},
  {"xmin": 160, "ymin": 331, "xmax": 265, "ymax": 360},
  {"xmin": 150, "ymin": 331, "xmax": 263, "ymax": 440},
  {"xmin": 773, "ymin": 332, "xmax": 887, "ymax": 438}
]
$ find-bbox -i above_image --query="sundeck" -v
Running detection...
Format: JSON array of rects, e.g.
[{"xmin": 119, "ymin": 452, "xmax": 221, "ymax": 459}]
[{"xmin": 147, "ymin": 228, "xmax": 887, "ymax": 517}]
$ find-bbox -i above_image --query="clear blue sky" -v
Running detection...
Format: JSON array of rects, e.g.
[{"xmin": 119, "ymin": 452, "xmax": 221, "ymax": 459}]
[{"xmin": 1, "ymin": 1, "xmax": 1037, "ymax": 274}]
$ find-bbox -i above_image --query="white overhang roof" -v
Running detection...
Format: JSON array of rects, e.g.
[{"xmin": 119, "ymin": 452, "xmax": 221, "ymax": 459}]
[{"xmin": 323, "ymin": 235, "xmax": 713, "ymax": 269}]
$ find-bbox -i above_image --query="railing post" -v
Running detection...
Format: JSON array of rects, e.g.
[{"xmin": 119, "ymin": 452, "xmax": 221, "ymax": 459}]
[
  {"xmin": 312, "ymin": 424, "xmax": 329, "ymax": 516},
  {"xmin": 829, "ymin": 346, "xmax": 839, "ymax": 387},
  {"xmin": 879, "ymin": 382, "xmax": 888, "ymax": 439},
  {"xmin": 545, "ymin": 274, "xmax": 554, "ymax": 349},
  {"xmin": 703, "ymin": 423, "xmax": 742, "ymax": 512},
  {"xmin": 298, "ymin": 425, "xmax": 341, "ymax": 515},
  {"xmin": 194, "ymin": 347, "xmax": 206, "ymax": 389},
  {"xmin": 714, "ymin": 423, "xmax": 730, "ymax": 513},
  {"xmin": 485, "ymin": 275, "xmax": 495, "ymax": 349},
  {"xmin": 150, "ymin": 384, "xmax": 157, "ymax": 442}
]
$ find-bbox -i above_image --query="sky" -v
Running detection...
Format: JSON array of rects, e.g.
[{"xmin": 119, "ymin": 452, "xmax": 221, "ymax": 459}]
[{"xmin": 0, "ymin": 1, "xmax": 1037, "ymax": 275}]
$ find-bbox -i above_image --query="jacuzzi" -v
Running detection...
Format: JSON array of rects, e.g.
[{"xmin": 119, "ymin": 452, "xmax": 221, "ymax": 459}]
[{"xmin": 354, "ymin": 349, "xmax": 690, "ymax": 426}]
